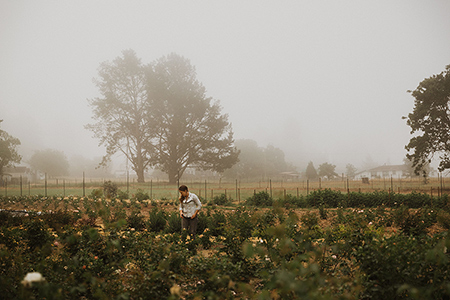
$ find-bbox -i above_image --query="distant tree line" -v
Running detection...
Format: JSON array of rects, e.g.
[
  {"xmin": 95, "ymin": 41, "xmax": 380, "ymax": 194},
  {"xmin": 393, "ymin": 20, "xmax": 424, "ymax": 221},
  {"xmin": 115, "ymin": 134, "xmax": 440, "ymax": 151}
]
[{"xmin": 222, "ymin": 139, "xmax": 296, "ymax": 180}]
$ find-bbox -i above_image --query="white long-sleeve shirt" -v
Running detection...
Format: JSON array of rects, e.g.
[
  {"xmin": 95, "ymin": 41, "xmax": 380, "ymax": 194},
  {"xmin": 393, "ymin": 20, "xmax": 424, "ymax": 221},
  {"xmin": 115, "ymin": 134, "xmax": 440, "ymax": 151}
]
[{"xmin": 179, "ymin": 192, "xmax": 202, "ymax": 218}]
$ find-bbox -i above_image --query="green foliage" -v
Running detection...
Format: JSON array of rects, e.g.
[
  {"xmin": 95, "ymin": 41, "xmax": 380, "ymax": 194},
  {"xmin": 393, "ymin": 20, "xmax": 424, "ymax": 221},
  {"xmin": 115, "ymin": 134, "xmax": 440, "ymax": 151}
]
[
  {"xmin": 102, "ymin": 180, "xmax": 118, "ymax": 199},
  {"xmin": 24, "ymin": 219, "xmax": 52, "ymax": 251},
  {"xmin": 147, "ymin": 207, "xmax": 167, "ymax": 233},
  {"xmin": 133, "ymin": 189, "xmax": 149, "ymax": 201},
  {"xmin": 437, "ymin": 210, "xmax": 450, "ymax": 229},
  {"xmin": 300, "ymin": 211, "xmax": 319, "ymax": 229},
  {"xmin": 42, "ymin": 210, "xmax": 76, "ymax": 232},
  {"xmin": 0, "ymin": 121, "xmax": 21, "ymax": 177},
  {"xmin": 206, "ymin": 209, "xmax": 227, "ymax": 237},
  {"xmin": 1, "ymin": 194, "xmax": 450, "ymax": 299},
  {"xmin": 278, "ymin": 194, "xmax": 307, "ymax": 208},
  {"xmin": 405, "ymin": 64, "xmax": 450, "ymax": 173},
  {"xmin": 319, "ymin": 205, "xmax": 328, "ymax": 220},
  {"xmin": 89, "ymin": 188, "xmax": 103, "ymax": 199},
  {"xmin": 165, "ymin": 212, "xmax": 181, "ymax": 234},
  {"xmin": 212, "ymin": 193, "xmax": 232, "ymax": 206},
  {"xmin": 307, "ymin": 189, "xmax": 344, "ymax": 207},
  {"xmin": 117, "ymin": 190, "xmax": 129, "ymax": 200},
  {"xmin": 245, "ymin": 191, "xmax": 273, "ymax": 207},
  {"xmin": 318, "ymin": 162, "xmax": 338, "ymax": 179},
  {"xmin": 393, "ymin": 205, "xmax": 436, "ymax": 236},
  {"xmin": 126, "ymin": 210, "xmax": 145, "ymax": 231},
  {"xmin": 354, "ymin": 233, "xmax": 450, "ymax": 299}
]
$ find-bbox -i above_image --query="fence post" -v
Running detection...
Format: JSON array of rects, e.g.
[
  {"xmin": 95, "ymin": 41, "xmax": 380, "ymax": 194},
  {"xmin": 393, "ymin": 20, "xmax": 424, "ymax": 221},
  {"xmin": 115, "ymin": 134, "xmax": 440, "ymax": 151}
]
[
  {"xmin": 127, "ymin": 171, "xmax": 129, "ymax": 195},
  {"xmin": 82, "ymin": 172, "xmax": 85, "ymax": 197},
  {"xmin": 270, "ymin": 179, "xmax": 272, "ymax": 198},
  {"xmin": 20, "ymin": 175, "xmax": 23, "ymax": 196},
  {"xmin": 307, "ymin": 180, "xmax": 309, "ymax": 195},
  {"xmin": 45, "ymin": 173, "xmax": 48, "ymax": 197}
]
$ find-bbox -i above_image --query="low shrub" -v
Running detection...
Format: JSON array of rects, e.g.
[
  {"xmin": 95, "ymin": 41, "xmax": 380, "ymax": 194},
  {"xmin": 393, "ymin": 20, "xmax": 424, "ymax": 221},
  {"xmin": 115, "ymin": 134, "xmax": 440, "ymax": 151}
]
[
  {"xmin": 102, "ymin": 180, "xmax": 118, "ymax": 199},
  {"xmin": 41, "ymin": 210, "xmax": 75, "ymax": 232},
  {"xmin": 165, "ymin": 212, "xmax": 181, "ymax": 234},
  {"xmin": 393, "ymin": 205, "xmax": 433, "ymax": 236},
  {"xmin": 134, "ymin": 189, "xmax": 149, "ymax": 201},
  {"xmin": 245, "ymin": 191, "xmax": 273, "ymax": 207},
  {"xmin": 24, "ymin": 219, "xmax": 52, "ymax": 251},
  {"xmin": 117, "ymin": 190, "xmax": 129, "ymax": 200},
  {"xmin": 147, "ymin": 207, "xmax": 166, "ymax": 233},
  {"xmin": 212, "ymin": 193, "xmax": 232, "ymax": 206},
  {"xmin": 90, "ymin": 188, "xmax": 103, "ymax": 199},
  {"xmin": 126, "ymin": 210, "xmax": 145, "ymax": 231},
  {"xmin": 300, "ymin": 211, "xmax": 319, "ymax": 229}
]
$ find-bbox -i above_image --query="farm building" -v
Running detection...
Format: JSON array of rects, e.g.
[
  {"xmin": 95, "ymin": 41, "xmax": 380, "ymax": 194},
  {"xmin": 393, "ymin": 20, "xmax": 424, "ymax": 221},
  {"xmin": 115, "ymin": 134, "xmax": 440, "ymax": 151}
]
[
  {"xmin": 354, "ymin": 164, "xmax": 408, "ymax": 180},
  {"xmin": 1, "ymin": 166, "xmax": 33, "ymax": 184}
]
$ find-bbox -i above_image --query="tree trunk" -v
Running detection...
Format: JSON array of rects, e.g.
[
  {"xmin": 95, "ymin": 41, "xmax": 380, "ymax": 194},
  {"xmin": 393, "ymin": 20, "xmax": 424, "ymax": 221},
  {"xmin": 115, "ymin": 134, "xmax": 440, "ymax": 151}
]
[
  {"xmin": 168, "ymin": 171, "xmax": 177, "ymax": 185},
  {"xmin": 136, "ymin": 166, "xmax": 145, "ymax": 183},
  {"xmin": 168, "ymin": 167, "xmax": 184, "ymax": 185}
]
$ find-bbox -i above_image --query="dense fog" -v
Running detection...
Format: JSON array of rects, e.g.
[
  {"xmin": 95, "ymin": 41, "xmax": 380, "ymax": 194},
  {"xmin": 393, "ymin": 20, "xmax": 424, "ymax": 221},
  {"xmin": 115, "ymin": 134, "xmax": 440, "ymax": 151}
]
[{"xmin": 1, "ymin": 1, "xmax": 450, "ymax": 177}]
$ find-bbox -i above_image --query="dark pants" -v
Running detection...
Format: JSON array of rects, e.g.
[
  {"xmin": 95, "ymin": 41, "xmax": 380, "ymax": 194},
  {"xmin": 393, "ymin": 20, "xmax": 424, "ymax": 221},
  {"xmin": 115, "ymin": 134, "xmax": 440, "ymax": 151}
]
[{"xmin": 182, "ymin": 216, "xmax": 198, "ymax": 238}]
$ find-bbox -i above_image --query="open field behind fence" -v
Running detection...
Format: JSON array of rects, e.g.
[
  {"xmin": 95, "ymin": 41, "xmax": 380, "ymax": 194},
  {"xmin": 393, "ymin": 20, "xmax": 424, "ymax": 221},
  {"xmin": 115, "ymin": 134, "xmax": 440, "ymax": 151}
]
[{"xmin": 1, "ymin": 175, "xmax": 448, "ymax": 200}]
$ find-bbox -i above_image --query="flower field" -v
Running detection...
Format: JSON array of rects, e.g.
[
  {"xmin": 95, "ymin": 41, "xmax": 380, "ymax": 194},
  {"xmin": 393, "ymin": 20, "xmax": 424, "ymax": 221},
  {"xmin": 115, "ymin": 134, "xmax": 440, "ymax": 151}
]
[{"xmin": 1, "ymin": 190, "xmax": 450, "ymax": 299}]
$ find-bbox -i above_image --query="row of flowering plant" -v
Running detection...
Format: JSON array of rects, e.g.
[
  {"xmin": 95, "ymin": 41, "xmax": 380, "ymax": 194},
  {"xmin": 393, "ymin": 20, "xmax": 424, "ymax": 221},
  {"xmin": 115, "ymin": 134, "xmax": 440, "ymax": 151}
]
[{"xmin": 0, "ymin": 194, "xmax": 449, "ymax": 298}]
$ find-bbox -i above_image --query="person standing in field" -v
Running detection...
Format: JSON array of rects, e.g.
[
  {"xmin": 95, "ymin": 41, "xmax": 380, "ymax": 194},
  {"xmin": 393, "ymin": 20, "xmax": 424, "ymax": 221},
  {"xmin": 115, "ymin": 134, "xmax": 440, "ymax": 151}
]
[{"xmin": 179, "ymin": 185, "xmax": 202, "ymax": 238}]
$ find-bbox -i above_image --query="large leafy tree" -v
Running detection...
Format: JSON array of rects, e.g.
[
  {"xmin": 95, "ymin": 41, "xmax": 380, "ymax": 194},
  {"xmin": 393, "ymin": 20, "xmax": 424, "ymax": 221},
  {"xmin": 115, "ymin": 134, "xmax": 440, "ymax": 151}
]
[
  {"xmin": 318, "ymin": 162, "xmax": 338, "ymax": 180},
  {"xmin": 405, "ymin": 65, "xmax": 450, "ymax": 174},
  {"xmin": 146, "ymin": 53, "xmax": 239, "ymax": 184},
  {"xmin": 29, "ymin": 149, "xmax": 69, "ymax": 177},
  {"xmin": 222, "ymin": 139, "xmax": 264, "ymax": 179},
  {"xmin": 345, "ymin": 163, "xmax": 357, "ymax": 179},
  {"xmin": 86, "ymin": 50, "xmax": 153, "ymax": 182},
  {"xmin": 305, "ymin": 161, "xmax": 318, "ymax": 180},
  {"xmin": 0, "ymin": 120, "xmax": 21, "ymax": 178}
]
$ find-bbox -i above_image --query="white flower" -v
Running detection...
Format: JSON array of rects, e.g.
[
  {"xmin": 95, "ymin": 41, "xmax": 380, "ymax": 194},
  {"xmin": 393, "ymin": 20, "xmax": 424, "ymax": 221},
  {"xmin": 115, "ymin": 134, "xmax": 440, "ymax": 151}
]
[
  {"xmin": 332, "ymin": 255, "xmax": 337, "ymax": 259},
  {"xmin": 21, "ymin": 272, "xmax": 45, "ymax": 287},
  {"xmin": 170, "ymin": 284, "xmax": 181, "ymax": 296},
  {"xmin": 368, "ymin": 222, "xmax": 373, "ymax": 226}
]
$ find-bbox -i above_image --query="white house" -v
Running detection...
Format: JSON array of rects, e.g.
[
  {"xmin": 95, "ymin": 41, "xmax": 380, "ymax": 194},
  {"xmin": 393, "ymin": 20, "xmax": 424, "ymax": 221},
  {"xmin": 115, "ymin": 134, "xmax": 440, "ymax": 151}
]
[{"xmin": 354, "ymin": 164, "xmax": 407, "ymax": 180}]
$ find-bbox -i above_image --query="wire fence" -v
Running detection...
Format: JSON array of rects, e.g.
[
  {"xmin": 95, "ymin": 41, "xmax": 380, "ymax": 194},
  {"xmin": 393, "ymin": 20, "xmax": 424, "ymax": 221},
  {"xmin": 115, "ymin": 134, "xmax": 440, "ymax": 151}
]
[{"xmin": 1, "ymin": 173, "xmax": 447, "ymax": 202}]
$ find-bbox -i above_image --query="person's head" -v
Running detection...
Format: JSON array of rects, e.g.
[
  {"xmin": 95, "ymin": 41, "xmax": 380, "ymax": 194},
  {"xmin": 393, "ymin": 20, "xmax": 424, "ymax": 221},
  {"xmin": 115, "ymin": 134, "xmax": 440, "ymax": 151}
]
[{"xmin": 179, "ymin": 185, "xmax": 189, "ymax": 202}]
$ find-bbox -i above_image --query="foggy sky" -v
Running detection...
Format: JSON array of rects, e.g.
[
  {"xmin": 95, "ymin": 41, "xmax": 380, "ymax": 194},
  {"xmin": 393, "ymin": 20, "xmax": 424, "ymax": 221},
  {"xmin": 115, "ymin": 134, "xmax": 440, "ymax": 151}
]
[{"xmin": 1, "ymin": 0, "xmax": 450, "ymax": 174}]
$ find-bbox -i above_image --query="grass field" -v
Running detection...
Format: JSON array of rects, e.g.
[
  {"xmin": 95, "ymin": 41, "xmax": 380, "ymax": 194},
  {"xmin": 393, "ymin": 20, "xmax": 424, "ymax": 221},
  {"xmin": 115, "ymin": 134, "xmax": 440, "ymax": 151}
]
[{"xmin": 1, "ymin": 175, "xmax": 447, "ymax": 200}]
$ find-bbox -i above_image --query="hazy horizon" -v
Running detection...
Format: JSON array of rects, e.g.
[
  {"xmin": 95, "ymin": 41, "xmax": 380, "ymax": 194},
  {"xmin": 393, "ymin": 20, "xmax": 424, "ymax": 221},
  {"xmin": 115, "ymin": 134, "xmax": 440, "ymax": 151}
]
[{"xmin": 1, "ymin": 1, "xmax": 450, "ymax": 175}]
